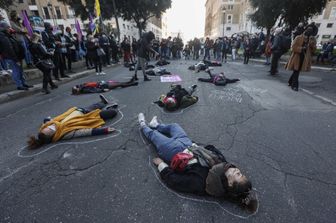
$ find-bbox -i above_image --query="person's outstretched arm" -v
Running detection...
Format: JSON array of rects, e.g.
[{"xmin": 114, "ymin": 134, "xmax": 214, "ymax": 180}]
[{"xmin": 62, "ymin": 127, "xmax": 115, "ymax": 140}]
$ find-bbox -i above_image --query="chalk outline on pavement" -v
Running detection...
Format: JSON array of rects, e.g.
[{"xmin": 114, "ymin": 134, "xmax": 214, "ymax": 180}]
[
  {"xmin": 138, "ymin": 128, "xmax": 259, "ymax": 219},
  {"xmin": 17, "ymin": 105, "xmax": 126, "ymax": 158}
]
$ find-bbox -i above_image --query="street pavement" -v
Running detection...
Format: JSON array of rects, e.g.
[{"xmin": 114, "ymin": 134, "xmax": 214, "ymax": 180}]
[{"xmin": 0, "ymin": 59, "xmax": 336, "ymax": 223}]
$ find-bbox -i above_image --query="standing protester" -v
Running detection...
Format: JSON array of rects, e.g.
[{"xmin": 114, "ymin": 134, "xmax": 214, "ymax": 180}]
[
  {"xmin": 42, "ymin": 23, "xmax": 68, "ymax": 80},
  {"xmin": 264, "ymin": 38, "xmax": 272, "ymax": 65},
  {"xmin": 131, "ymin": 37, "xmax": 138, "ymax": 62},
  {"xmin": 120, "ymin": 37, "xmax": 132, "ymax": 65},
  {"xmin": 87, "ymin": 34, "xmax": 105, "ymax": 75},
  {"xmin": 0, "ymin": 21, "xmax": 31, "ymax": 90},
  {"xmin": 131, "ymin": 31, "xmax": 159, "ymax": 82},
  {"xmin": 243, "ymin": 37, "xmax": 252, "ymax": 64},
  {"xmin": 9, "ymin": 11, "xmax": 33, "ymax": 68},
  {"xmin": 221, "ymin": 37, "xmax": 228, "ymax": 63},
  {"xmin": 99, "ymin": 33, "xmax": 111, "ymax": 66},
  {"xmin": 214, "ymin": 38, "xmax": 222, "ymax": 61},
  {"xmin": 193, "ymin": 38, "xmax": 201, "ymax": 60},
  {"xmin": 269, "ymin": 28, "xmax": 283, "ymax": 75},
  {"xmin": 65, "ymin": 27, "xmax": 76, "ymax": 71},
  {"xmin": 29, "ymin": 33, "xmax": 58, "ymax": 94},
  {"xmin": 57, "ymin": 27, "xmax": 73, "ymax": 74},
  {"xmin": 110, "ymin": 35, "xmax": 119, "ymax": 64},
  {"xmin": 204, "ymin": 37, "xmax": 211, "ymax": 61},
  {"xmin": 286, "ymin": 27, "xmax": 316, "ymax": 91}
]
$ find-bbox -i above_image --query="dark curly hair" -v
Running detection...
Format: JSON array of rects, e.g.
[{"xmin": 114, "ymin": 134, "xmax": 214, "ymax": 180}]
[{"xmin": 27, "ymin": 133, "xmax": 52, "ymax": 150}]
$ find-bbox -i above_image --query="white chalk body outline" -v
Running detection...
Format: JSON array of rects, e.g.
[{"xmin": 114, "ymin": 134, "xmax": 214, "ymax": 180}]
[
  {"xmin": 17, "ymin": 106, "xmax": 126, "ymax": 158},
  {"xmin": 138, "ymin": 128, "xmax": 259, "ymax": 219}
]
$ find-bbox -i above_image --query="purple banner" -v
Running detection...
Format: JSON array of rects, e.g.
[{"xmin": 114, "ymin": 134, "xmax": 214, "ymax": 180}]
[
  {"xmin": 75, "ymin": 19, "xmax": 83, "ymax": 39},
  {"xmin": 21, "ymin": 10, "xmax": 33, "ymax": 37}
]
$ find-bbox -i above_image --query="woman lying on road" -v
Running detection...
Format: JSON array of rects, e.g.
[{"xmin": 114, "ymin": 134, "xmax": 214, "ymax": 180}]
[
  {"xmin": 72, "ymin": 78, "xmax": 138, "ymax": 94},
  {"xmin": 198, "ymin": 69, "xmax": 240, "ymax": 86},
  {"xmin": 28, "ymin": 95, "xmax": 118, "ymax": 149},
  {"xmin": 138, "ymin": 113, "xmax": 257, "ymax": 212}
]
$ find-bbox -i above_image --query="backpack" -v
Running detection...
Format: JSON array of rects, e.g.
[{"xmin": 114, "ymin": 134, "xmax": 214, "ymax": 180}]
[{"xmin": 281, "ymin": 35, "xmax": 292, "ymax": 54}]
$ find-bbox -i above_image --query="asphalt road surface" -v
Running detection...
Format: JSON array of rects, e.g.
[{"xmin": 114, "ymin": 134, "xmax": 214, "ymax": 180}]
[{"xmin": 0, "ymin": 59, "xmax": 336, "ymax": 223}]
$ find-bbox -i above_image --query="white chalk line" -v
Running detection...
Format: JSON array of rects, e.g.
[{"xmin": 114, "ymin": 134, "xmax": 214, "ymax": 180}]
[
  {"xmin": 301, "ymin": 88, "xmax": 336, "ymax": 106},
  {"xmin": 17, "ymin": 106, "xmax": 126, "ymax": 158},
  {"xmin": 0, "ymin": 161, "xmax": 36, "ymax": 184},
  {"xmin": 138, "ymin": 128, "xmax": 259, "ymax": 219}
]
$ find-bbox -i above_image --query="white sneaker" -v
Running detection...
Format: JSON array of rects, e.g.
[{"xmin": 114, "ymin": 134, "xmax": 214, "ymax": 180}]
[
  {"xmin": 100, "ymin": 72, "xmax": 106, "ymax": 75},
  {"xmin": 96, "ymin": 72, "xmax": 100, "ymax": 75},
  {"xmin": 138, "ymin": 113, "xmax": 146, "ymax": 127},
  {"xmin": 149, "ymin": 116, "xmax": 159, "ymax": 128}
]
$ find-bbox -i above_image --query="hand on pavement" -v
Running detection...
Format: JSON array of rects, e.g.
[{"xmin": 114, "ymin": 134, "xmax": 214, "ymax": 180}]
[
  {"xmin": 107, "ymin": 127, "xmax": 116, "ymax": 133},
  {"xmin": 153, "ymin": 157, "xmax": 163, "ymax": 166}
]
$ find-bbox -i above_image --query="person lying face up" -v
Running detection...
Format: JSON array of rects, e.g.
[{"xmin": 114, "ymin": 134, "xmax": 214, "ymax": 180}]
[
  {"xmin": 154, "ymin": 84, "xmax": 198, "ymax": 111},
  {"xmin": 27, "ymin": 95, "xmax": 118, "ymax": 149},
  {"xmin": 138, "ymin": 114, "xmax": 258, "ymax": 212}
]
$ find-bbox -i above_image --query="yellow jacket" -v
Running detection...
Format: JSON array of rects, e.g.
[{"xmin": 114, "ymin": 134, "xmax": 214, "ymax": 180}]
[{"xmin": 40, "ymin": 107, "xmax": 105, "ymax": 142}]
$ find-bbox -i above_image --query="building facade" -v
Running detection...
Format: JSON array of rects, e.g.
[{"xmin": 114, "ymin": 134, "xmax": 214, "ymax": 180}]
[
  {"xmin": 204, "ymin": 0, "xmax": 259, "ymax": 38},
  {"xmin": 9, "ymin": 0, "xmax": 80, "ymax": 31},
  {"xmin": 313, "ymin": 0, "xmax": 336, "ymax": 43}
]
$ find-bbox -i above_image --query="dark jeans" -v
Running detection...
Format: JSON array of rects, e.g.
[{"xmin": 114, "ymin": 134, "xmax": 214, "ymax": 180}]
[
  {"xmin": 83, "ymin": 102, "xmax": 117, "ymax": 120},
  {"xmin": 102, "ymin": 46, "xmax": 110, "ymax": 65},
  {"xmin": 222, "ymin": 50, "xmax": 227, "ymax": 62},
  {"xmin": 62, "ymin": 52, "xmax": 72, "ymax": 71},
  {"xmin": 36, "ymin": 64, "xmax": 55, "ymax": 90},
  {"xmin": 244, "ymin": 52, "xmax": 250, "ymax": 64},
  {"xmin": 288, "ymin": 53, "xmax": 305, "ymax": 89},
  {"xmin": 94, "ymin": 57, "xmax": 102, "ymax": 73},
  {"xmin": 270, "ymin": 52, "xmax": 282, "ymax": 75},
  {"xmin": 53, "ymin": 52, "xmax": 65, "ymax": 79}
]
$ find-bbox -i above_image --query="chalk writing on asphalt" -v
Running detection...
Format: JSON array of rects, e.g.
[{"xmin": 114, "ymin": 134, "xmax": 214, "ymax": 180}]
[{"xmin": 209, "ymin": 89, "xmax": 243, "ymax": 104}]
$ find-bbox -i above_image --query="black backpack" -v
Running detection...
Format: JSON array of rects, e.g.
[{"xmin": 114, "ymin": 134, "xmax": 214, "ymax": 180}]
[{"xmin": 281, "ymin": 35, "xmax": 292, "ymax": 54}]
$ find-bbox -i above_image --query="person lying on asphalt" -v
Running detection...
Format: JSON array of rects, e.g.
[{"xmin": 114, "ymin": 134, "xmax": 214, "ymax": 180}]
[
  {"xmin": 154, "ymin": 84, "xmax": 198, "ymax": 111},
  {"xmin": 28, "ymin": 95, "xmax": 118, "ymax": 149},
  {"xmin": 72, "ymin": 78, "xmax": 138, "ymax": 94},
  {"xmin": 198, "ymin": 69, "xmax": 240, "ymax": 86},
  {"xmin": 138, "ymin": 114, "xmax": 258, "ymax": 212}
]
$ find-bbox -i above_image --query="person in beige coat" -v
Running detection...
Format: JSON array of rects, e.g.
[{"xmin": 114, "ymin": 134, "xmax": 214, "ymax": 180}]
[{"xmin": 285, "ymin": 27, "xmax": 316, "ymax": 91}]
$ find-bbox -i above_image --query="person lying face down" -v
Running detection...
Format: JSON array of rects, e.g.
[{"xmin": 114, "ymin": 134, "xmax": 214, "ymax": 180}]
[
  {"xmin": 154, "ymin": 84, "xmax": 198, "ymax": 111},
  {"xmin": 138, "ymin": 114, "xmax": 258, "ymax": 212},
  {"xmin": 28, "ymin": 95, "xmax": 118, "ymax": 149},
  {"xmin": 198, "ymin": 69, "xmax": 240, "ymax": 86},
  {"xmin": 72, "ymin": 78, "xmax": 138, "ymax": 94}
]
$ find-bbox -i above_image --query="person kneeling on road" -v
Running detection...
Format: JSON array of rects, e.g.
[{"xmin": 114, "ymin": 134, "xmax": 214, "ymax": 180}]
[
  {"xmin": 154, "ymin": 84, "xmax": 198, "ymax": 111},
  {"xmin": 138, "ymin": 114, "xmax": 258, "ymax": 212},
  {"xmin": 72, "ymin": 78, "xmax": 138, "ymax": 94},
  {"xmin": 28, "ymin": 95, "xmax": 118, "ymax": 149},
  {"xmin": 198, "ymin": 69, "xmax": 240, "ymax": 86}
]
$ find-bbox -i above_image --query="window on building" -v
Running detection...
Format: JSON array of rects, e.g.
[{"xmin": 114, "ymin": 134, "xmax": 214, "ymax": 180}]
[
  {"xmin": 32, "ymin": 10, "xmax": 39, "ymax": 17},
  {"xmin": 43, "ymin": 7, "xmax": 51, "ymax": 20},
  {"xmin": 322, "ymin": 35, "xmax": 331, "ymax": 39},
  {"xmin": 227, "ymin": 5, "xmax": 233, "ymax": 10},
  {"xmin": 31, "ymin": 0, "xmax": 36, "ymax": 5},
  {"xmin": 316, "ymin": 23, "xmax": 321, "ymax": 28},
  {"xmin": 227, "ymin": 14, "xmax": 233, "ymax": 24},
  {"xmin": 226, "ymin": 27, "xmax": 231, "ymax": 31},
  {"xmin": 123, "ymin": 24, "xmax": 126, "ymax": 29},
  {"xmin": 327, "ymin": 23, "xmax": 333, "ymax": 28},
  {"xmin": 55, "ymin": 6, "xmax": 62, "ymax": 19},
  {"xmin": 127, "ymin": 25, "xmax": 129, "ymax": 30},
  {"xmin": 18, "ymin": 0, "xmax": 23, "ymax": 3},
  {"xmin": 228, "ymin": 0, "xmax": 234, "ymax": 3},
  {"xmin": 330, "ymin": 7, "xmax": 336, "ymax": 19}
]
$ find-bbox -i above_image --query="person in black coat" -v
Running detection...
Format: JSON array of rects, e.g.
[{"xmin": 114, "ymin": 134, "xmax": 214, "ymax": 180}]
[
  {"xmin": 131, "ymin": 31, "xmax": 159, "ymax": 82},
  {"xmin": 138, "ymin": 115, "xmax": 258, "ymax": 212},
  {"xmin": 29, "ymin": 33, "xmax": 58, "ymax": 94}
]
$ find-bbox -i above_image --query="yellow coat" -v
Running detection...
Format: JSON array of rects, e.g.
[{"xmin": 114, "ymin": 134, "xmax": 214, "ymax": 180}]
[
  {"xmin": 39, "ymin": 107, "xmax": 105, "ymax": 142},
  {"xmin": 285, "ymin": 35, "xmax": 316, "ymax": 72}
]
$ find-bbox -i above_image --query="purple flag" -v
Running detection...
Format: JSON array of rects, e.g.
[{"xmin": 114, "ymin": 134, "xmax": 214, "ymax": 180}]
[
  {"xmin": 89, "ymin": 14, "xmax": 96, "ymax": 32},
  {"xmin": 21, "ymin": 10, "xmax": 33, "ymax": 37},
  {"xmin": 75, "ymin": 19, "xmax": 83, "ymax": 39}
]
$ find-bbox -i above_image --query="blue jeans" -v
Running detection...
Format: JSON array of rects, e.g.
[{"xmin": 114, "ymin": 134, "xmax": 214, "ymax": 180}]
[
  {"xmin": 204, "ymin": 48, "xmax": 210, "ymax": 60},
  {"xmin": 22, "ymin": 39, "xmax": 32, "ymax": 65},
  {"xmin": 4, "ymin": 59, "xmax": 26, "ymax": 87},
  {"xmin": 0, "ymin": 59, "xmax": 8, "ymax": 70},
  {"xmin": 142, "ymin": 123, "xmax": 193, "ymax": 163}
]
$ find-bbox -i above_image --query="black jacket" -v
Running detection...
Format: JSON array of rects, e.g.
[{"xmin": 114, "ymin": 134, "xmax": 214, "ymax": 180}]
[
  {"xmin": 0, "ymin": 31, "xmax": 23, "ymax": 61},
  {"xmin": 160, "ymin": 163, "xmax": 209, "ymax": 195},
  {"xmin": 41, "ymin": 30, "xmax": 56, "ymax": 50},
  {"xmin": 137, "ymin": 33, "xmax": 155, "ymax": 59},
  {"xmin": 29, "ymin": 42, "xmax": 53, "ymax": 64}
]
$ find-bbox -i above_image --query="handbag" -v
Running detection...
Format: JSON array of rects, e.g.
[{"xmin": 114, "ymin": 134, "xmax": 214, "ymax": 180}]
[
  {"xmin": 97, "ymin": 48, "xmax": 106, "ymax": 56},
  {"xmin": 38, "ymin": 59, "xmax": 55, "ymax": 70}
]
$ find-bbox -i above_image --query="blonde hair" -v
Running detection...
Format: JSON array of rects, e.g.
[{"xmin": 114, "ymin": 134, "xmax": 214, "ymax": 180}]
[{"xmin": 31, "ymin": 33, "xmax": 41, "ymax": 43}]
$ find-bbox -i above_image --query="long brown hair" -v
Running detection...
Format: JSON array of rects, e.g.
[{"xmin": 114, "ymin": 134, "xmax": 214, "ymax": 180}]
[{"xmin": 27, "ymin": 133, "xmax": 52, "ymax": 150}]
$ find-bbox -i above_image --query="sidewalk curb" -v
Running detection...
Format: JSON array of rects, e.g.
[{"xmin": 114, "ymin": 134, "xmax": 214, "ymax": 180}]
[
  {"xmin": 250, "ymin": 58, "xmax": 335, "ymax": 72},
  {"xmin": 0, "ymin": 69, "xmax": 94, "ymax": 105}
]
